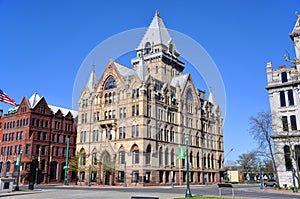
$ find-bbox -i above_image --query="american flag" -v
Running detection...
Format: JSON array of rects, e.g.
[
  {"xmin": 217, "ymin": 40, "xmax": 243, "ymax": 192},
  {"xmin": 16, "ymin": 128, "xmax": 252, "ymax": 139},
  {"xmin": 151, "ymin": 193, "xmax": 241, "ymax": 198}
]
[{"xmin": 0, "ymin": 89, "xmax": 16, "ymax": 106}]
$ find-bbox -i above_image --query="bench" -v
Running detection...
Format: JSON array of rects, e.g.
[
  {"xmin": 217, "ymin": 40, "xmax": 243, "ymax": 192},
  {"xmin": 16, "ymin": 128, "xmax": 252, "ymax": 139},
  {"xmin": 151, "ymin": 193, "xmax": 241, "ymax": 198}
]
[
  {"xmin": 131, "ymin": 197, "xmax": 159, "ymax": 199},
  {"xmin": 217, "ymin": 183, "xmax": 234, "ymax": 197}
]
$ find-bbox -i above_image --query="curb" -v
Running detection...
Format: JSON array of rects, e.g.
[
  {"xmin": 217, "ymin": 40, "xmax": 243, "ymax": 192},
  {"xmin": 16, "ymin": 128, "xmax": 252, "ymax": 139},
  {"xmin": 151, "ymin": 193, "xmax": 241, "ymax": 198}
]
[{"xmin": 0, "ymin": 190, "xmax": 41, "ymax": 198}]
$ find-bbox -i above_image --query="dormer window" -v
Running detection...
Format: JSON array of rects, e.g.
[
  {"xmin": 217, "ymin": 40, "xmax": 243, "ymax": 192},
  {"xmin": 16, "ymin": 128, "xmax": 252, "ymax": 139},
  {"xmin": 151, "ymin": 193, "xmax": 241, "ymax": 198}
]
[
  {"xmin": 104, "ymin": 76, "xmax": 116, "ymax": 90},
  {"xmin": 145, "ymin": 42, "xmax": 151, "ymax": 54},
  {"xmin": 169, "ymin": 43, "xmax": 173, "ymax": 54}
]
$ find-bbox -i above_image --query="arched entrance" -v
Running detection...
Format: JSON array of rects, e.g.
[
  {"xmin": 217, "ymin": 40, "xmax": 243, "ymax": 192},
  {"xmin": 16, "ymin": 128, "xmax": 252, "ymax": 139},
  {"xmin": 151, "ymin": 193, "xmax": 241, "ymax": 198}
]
[{"xmin": 100, "ymin": 151, "xmax": 113, "ymax": 185}]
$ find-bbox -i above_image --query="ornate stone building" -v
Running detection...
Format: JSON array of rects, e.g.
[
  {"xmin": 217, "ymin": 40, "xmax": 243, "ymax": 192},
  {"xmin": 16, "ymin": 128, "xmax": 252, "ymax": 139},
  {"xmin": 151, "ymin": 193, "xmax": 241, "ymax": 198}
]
[
  {"xmin": 266, "ymin": 15, "xmax": 300, "ymax": 187},
  {"xmin": 76, "ymin": 11, "xmax": 224, "ymax": 186}
]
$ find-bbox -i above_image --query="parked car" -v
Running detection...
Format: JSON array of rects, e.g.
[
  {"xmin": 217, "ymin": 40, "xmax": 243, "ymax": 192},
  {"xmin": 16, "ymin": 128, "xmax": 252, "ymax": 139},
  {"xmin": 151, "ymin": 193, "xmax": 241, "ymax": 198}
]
[{"xmin": 264, "ymin": 179, "xmax": 277, "ymax": 187}]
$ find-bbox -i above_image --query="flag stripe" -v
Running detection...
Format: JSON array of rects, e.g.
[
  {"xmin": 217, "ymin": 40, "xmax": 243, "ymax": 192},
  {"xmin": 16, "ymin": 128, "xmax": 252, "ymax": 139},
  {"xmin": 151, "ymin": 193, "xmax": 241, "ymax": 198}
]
[{"xmin": 0, "ymin": 89, "xmax": 16, "ymax": 106}]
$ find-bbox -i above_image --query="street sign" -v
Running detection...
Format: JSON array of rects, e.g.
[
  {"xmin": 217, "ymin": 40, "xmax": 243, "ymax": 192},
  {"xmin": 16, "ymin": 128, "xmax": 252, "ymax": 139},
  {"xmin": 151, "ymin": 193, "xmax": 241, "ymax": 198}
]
[
  {"xmin": 16, "ymin": 157, "xmax": 20, "ymax": 166},
  {"xmin": 178, "ymin": 146, "xmax": 185, "ymax": 159},
  {"xmin": 63, "ymin": 166, "xmax": 70, "ymax": 170}
]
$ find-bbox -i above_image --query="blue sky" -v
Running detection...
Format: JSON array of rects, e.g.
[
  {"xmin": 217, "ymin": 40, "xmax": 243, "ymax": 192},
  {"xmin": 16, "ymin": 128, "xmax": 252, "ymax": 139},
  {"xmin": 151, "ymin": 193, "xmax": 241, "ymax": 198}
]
[{"xmin": 0, "ymin": 0, "xmax": 299, "ymax": 162}]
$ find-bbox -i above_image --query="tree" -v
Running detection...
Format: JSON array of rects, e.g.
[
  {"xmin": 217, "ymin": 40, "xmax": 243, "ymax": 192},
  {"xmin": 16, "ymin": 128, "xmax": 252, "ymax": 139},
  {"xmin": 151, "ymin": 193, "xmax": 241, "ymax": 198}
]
[
  {"xmin": 249, "ymin": 111, "xmax": 279, "ymax": 187},
  {"xmin": 236, "ymin": 151, "xmax": 260, "ymax": 173}
]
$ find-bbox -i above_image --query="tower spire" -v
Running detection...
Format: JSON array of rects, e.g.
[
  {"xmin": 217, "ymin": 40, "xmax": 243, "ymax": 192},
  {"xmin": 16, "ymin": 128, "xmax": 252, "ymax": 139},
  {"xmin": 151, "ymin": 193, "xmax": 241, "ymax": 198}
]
[
  {"xmin": 136, "ymin": 11, "xmax": 179, "ymax": 55},
  {"xmin": 86, "ymin": 64, "xmax": 98, "ymax": 91}
]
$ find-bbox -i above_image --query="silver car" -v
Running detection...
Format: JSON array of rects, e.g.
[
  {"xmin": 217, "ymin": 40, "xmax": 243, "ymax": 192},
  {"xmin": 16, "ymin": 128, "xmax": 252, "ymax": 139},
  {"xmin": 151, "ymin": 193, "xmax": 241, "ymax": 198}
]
[{"xmin": 264, "ymin": 179, "xmax": 278, "ymax": 187}]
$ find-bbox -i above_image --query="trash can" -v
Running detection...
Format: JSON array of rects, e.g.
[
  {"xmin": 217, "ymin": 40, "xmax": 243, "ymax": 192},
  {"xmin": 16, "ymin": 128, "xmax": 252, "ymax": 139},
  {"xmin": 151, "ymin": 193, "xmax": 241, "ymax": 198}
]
[{"xmin": 28, "ymin": 183, "xmax": 34, "ymax": 190}]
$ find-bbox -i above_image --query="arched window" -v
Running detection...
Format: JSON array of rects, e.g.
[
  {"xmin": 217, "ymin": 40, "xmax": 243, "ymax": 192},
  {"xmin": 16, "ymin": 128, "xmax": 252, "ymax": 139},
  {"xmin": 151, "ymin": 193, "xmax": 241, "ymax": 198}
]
[
  {"xmin": 284, "ymin": 145, "xmax": 292, "ymax": 171},
  {"xmin": 146, "ymin": 145, "xmax": 151, "ymax": 165},
  {"xmin": 104, "ymin": 76, "xmax": 116, "ymax": 90},
  {"xmin": 105, "ymin": 93, "xmax": 108, "ymax": 104},
  {"xmin": 145, "ymin": 42, "xmax": 151, "ymax": 54},
  {"xmin": 203, "ymin": 154, "xmax": 206, "ymax": 169},
  {"xmin": 196, "ymin": 152, "xmax": 200, "ymax": 168},
  {"xmin": 165, "ymin": 148, "xmax": 169, "ymax": 166},
  {"xmin": 211, "ymin": 154, "xmax": 214, "ymax": 169},
  {"xmin": 132, "ymin": 150, "xmax": 139, "ymax": 164},
  {"xmin": 171, "ymin": 148, "xmax": 174, "ymax": 165},
  {"xmin": 207, "ymin": 154, "xmax": 211, "ymax": 168},
  {"xmin": 119, "ymin": 151, "xmax": 125, "ymax": 164},
  {"xmin": 109, "ymin": 93, "xmax": 112, "ymax": 103},
  {"xmin": 131, "ymin": 144, "xmax": 139, "ymax": 164},
  {"xmin": 186, "ymin": 90, "xmax": 193, "ymax": 113},
  {"xmin": 159, "ymin": 147, "xmax": 163, "ymax": 166},
  {"xmin": 190, "ymin": 151, "xmax": 193, "ymax": 168}
]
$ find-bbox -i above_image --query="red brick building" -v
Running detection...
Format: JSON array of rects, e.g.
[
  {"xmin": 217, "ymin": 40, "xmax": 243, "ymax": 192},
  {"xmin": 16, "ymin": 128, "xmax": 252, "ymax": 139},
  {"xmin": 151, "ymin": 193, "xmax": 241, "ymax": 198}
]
[{"xmin": 0, "ymin": 92, "xmax": 77, "ymax": 184}]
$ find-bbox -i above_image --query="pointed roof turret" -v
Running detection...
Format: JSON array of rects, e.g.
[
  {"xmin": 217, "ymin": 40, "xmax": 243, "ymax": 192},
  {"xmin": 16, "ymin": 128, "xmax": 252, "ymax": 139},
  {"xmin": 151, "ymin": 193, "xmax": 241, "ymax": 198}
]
[
  {"xmin": 290, "ymin": 15, "xmax": 300, "ymax": 41},
  {"xmin": 136, "ymin": 54, "xmax": 149, "ymax": 82},
  {"xmin": 28, "ymin": 92, "xmax": 42, "ymax": 108},
  {"xmin": 208, "ymin": 88, "xmax": 216, "ymax": 105},
  {"xmin": 86, "ymin": 64, "xmax": 98, "ymax": 91},
  {"xmin": 137, "ymin": 11, "xmax": 179, "ymax": 55}
]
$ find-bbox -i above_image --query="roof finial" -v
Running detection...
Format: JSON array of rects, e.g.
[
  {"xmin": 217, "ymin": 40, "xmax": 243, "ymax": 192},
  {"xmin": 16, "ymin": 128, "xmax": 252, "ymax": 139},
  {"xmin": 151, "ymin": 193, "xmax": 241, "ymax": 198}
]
[
  {"xmin": 92, "ymin": 63, "xmax": 95, "ymax": 72},
  {"xmin": 155, "ymin": 10, "xmax": 160, "ymax": 17}
]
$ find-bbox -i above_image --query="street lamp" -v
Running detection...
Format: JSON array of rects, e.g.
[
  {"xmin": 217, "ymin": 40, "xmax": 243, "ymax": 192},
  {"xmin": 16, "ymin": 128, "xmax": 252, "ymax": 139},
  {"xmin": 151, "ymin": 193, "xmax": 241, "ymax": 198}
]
[
  {"xmin": 258, "ymin": 164, "xmax": 264, "ymax": 190},
  {"xmin": 171, "ymin": 162, "xmax": 174, "ymax": 188},
  {"xmin": 185, "ymin": 135, "xmax": 192, "ymax": 198},
  {"xmin": 88, "ymin": 164, "xmax": 91, "ymax": 187},
  {"xmin": 124, "ymin": 161, "xmax": 127, "ymax": 187},
  {"xmin": 14, "ymin": 150, "xmax": 22, "ymax": 191},
  {"xmin": 290, "ymin": 155, "xmax": 298, "ymax": 193}
]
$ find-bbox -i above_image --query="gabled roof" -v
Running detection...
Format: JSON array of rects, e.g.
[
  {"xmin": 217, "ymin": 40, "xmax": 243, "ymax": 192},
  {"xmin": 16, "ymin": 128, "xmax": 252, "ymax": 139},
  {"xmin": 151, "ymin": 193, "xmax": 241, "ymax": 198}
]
[
  {"xmin": 28, "ymin": 92, "xmax": 42, "ymax": 109},
  {"xmin": 290, "ymin": 15, "xmax": 300, "ymax": 40},
  {"xmin": 170, "ymin": 73, "xmax": 188, "ymax": 89},
  {"xmin": 27, "ymin": 92, "xmax": 77, "ymax": 118},
  {"xmin": 48, "ymin": 104, "xmax": 78, "ymax": 118},
  {"xmin": 86, "ymin": 65, "xmax": 98, "ymax": 91},
  {"xmin": 114, "ymin": 62, "xmax": 136, "ymax": 78},
  {"xmin": 137, "ymin": 11, "xmax": 178, "ymax": 53}
]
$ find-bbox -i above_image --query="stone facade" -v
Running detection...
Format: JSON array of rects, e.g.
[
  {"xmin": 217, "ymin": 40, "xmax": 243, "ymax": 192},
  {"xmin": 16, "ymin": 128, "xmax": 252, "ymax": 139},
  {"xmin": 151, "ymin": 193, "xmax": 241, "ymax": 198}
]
[
  {"xmin": 0, "ymin": 92, "xmax": 77, "ymax": 184},
  {"xmin": 76, "ymin": 11, "xmax": 224, "ymax": 186},
  {"xmin": 266, "ymin": 15, "xmax": 300, "ymax": 187}
]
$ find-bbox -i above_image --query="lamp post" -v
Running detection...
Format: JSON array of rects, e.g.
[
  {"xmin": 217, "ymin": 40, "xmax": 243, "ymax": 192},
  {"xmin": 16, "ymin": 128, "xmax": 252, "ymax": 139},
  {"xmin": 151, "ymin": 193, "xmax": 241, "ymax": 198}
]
[
  {"xmin": 258, "ymin": 164, "xmax": 264, "ymax": 190},
  {"xmin": 64, "ymin": 137, "xmax": 70, "ymax": 186},
  {"xmin": 14, "ymin": 150, "xmax": 22, "ymax": 191},
  {"xmin": 88, "ymin": 164, "xmax": 91, "ymax": 187},
  {"xmin": 185, "ymin": 135, "xmax": 192, "ymax": 198},
  {"xmin": 290, "ymin": 155, "xmax": 298, "ymax": 193},
  {"xmin": 124, "ymin": 161, "xmax": 127, "ymax": 187},
  {"xmin": 171, "ymin": 162, "xmax": 174, "ymax": 188}
]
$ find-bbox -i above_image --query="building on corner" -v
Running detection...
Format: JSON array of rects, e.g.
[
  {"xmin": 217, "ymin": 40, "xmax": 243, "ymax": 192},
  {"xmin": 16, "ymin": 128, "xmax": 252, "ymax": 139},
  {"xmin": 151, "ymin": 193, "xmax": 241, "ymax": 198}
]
[
  {"xmin": 0, "ymin": 92, "xmax": 77, "ymax": 184},
  {"xmin": 265, "ymin": 15, "xmax": 300, "ymax": 187},
  {"xmin": 76, "ymin": 11, "xmax": 224, "ymax": 186}
]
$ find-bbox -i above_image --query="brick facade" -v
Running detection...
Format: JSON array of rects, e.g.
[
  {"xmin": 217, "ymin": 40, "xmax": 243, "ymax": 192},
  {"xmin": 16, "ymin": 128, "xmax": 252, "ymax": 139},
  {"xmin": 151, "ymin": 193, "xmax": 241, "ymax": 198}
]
[{"xmin": 0, "ymin": 93, "xmax": 77, "ymax": 185}]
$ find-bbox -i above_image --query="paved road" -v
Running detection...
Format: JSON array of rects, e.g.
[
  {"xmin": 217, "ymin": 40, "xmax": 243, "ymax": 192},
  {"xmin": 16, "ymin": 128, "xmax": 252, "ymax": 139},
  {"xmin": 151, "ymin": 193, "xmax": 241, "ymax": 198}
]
[{"xmin": 6, "ymin": 184, "xmax": 300, "ymax": 199}]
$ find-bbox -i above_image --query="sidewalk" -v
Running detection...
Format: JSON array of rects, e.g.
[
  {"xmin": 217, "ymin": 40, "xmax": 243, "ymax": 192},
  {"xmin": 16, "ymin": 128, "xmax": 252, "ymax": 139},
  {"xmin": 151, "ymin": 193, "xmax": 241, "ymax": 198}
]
[{"xmin": 0, "ymin": 189, "xmax": 42, "ymax": 198}]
